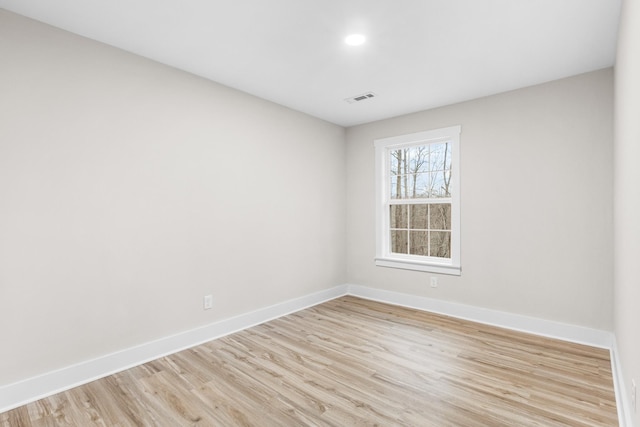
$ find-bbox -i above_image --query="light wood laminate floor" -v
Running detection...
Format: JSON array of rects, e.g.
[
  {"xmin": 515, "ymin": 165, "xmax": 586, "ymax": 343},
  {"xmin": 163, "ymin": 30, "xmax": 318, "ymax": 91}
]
[{"xmin": 1, "ymin": 296, "xmax": 618, "ymax": 426}]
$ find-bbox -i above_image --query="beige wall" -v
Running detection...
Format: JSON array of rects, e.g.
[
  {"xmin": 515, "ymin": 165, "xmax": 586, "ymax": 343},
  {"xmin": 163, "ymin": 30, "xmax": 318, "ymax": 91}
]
[
  {"xmin": 0, "ymin": 10, "xmax": 346, "ymax": 386},
  {"xmin": 0, "ymin": 6, "xmax": 620, "ymax": 398},
  {"xmin": 346, "ymin": 69, "xmax": 614, "ymax": 330},
  {"xmin": 614, "ymin": 0, "xmax": 640, "ymax": 424}
]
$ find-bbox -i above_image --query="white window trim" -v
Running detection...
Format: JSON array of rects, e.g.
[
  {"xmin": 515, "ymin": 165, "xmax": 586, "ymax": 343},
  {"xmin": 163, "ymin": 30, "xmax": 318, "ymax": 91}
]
[{"xmin": 374, "ymin": 125, "xmax": 461, "ymax": 276}]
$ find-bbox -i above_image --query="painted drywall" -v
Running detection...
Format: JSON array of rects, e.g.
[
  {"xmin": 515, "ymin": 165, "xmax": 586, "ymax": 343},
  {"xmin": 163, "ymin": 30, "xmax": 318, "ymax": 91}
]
[
  {"xmin": 346, "ymin": 69, "xmax": 614, "ymax": 331},
  {"xmin": 614, "ymin": 0, "xmax": 640, "ymax": 424},
  {"xmin": 0, "ymin": 10, "xmax": 346, "ymax": 386}
]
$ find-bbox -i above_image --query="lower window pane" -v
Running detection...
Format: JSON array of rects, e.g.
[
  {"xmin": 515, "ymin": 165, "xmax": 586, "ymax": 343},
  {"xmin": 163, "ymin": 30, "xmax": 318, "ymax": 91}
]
[
  {"xmin": 409, "ymin": 231, "xmax": 428, "ymax": 256},
  {"xmin": 390, "ymin": 205, "xmax": 408, "ymax": 228},
  {"xmin": 430, "ymin": 203, "xmax": 451, "ymax": 230},
  {"xmin": 430, "ymin": 231, "xmax": 451, "ymax": 258},
  {"xmin": 409, "ymin": 204, "xmax": 428, "ymax": 229},
  {"xmin": 391, "ymin": 230, "xmax": 408, "ymax": 254}
]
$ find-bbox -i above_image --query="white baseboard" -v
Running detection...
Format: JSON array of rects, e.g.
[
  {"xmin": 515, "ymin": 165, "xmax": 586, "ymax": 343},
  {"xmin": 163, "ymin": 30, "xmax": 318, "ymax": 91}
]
[
  {"xmin": 1, "ymin": 283, "xmax": 621, "ymax": 423},
  {"xmin": 0, "ymin": 284, "xmax": 348, "ymax": 413},
  {"xmin": 346, "ymin": 284, "xmax": 613, "ymax": 349},
  {"xmin": 611, "ymin": 337, "xmax": 634, "ymax": 427}
]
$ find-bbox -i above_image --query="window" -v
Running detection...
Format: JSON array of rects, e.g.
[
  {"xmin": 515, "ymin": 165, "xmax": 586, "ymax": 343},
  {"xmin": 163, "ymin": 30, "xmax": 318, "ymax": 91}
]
[{"xmin": 375, "ymin": 126, "xmax": 461, "ymax": 275}]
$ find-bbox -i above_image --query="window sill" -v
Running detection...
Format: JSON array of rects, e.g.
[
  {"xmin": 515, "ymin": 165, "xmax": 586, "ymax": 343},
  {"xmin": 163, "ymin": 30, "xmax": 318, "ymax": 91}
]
[{"xmin": 375, "ymin": 257, "xmax": 461, "ymax": 276}]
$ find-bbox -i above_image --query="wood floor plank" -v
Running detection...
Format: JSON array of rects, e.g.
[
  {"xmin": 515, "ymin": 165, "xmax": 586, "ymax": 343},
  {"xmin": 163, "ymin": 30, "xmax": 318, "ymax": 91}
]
[{"xmin": 1, "ymin": 296, "xmax": 618, "ymax": 426}]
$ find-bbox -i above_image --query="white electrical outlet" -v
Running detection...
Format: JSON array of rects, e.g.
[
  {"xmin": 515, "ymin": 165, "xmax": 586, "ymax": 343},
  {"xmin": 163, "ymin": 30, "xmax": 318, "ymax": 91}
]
[
  {"xmin": 203, "ymin": 295, "xmax": 213, "ymax": 310},
  {"xmin": 632, "ymin": 379, "xmax": 637, "ymax": 412},
  {"xmin": 430, "ymin": 277, "xmax": 438, "ymax": 288}
]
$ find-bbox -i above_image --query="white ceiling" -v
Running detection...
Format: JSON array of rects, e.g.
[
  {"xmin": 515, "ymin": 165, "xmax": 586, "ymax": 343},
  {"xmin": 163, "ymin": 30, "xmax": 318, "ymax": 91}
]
[{"xmin": 0, "ymin": 0, "xmax": 621, "ymax": 127}]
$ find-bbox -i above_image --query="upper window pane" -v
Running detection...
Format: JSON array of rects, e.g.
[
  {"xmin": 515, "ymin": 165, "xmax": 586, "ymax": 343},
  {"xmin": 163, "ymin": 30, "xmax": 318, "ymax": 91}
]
[
  {"xmin": 429, "ymin": 142, "xmax": 452, "ymax": 171},
  {"xmin": 408, "ymin": 146, "xmax": 430, "ymax": 174},
  {"xmin": 412, "ymin": 173, "xmax": 429, "ymax": 198},
  {"xmin": 390, "ymin": 176, "xmax": 408, "ymax": 199},
  {"xmin": 389, "ymin": 142, "xmax": 453, "ymax": 200},
  {"xmin": 429, "ymin": 171, "xmax": 451, "ymax": 198},
  {"xmin": 390, "ymin": 149, "xmax": 408, "ymax": 175}
]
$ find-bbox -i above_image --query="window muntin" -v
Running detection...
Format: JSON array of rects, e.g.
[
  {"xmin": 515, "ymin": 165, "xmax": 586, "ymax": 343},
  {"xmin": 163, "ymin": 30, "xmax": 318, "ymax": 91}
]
[
  {"xmin": 375, "ymin": 126, "xmax": 460, "ymax": 275},
  {"xmin": 390, "ymin": 143, "xmax": 452, "ymax": 199},
  {"xmin": 389, "ymin": 203, "xmax": 451, "ymax": 257}
]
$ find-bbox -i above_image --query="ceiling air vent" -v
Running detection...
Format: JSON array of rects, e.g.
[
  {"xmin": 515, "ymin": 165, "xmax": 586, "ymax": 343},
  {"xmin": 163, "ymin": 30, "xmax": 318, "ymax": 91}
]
[{"xmin": 344, "ymin": 92, "xmax": 376, "ymax": 104}]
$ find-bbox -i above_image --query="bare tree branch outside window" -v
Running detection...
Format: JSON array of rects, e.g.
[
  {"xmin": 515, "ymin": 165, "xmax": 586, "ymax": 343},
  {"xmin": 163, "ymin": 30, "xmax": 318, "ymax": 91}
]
[{"xmin": 389, "ymin": 143, "xmax": 452, "ymax": 258}]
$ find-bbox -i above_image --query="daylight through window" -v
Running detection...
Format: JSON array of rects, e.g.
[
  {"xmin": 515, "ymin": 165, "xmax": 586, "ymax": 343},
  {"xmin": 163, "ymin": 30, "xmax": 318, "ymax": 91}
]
[{"xmin": 375, "ymin": 126, "xmax": 461, "ymax": 275}]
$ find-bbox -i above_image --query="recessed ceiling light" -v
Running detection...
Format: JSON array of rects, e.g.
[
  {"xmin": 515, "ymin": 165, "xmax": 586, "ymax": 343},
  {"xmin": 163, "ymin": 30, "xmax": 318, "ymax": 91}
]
[{"xmin": 345, "ymin": 34, "xmax": 366, "ymax": 46}]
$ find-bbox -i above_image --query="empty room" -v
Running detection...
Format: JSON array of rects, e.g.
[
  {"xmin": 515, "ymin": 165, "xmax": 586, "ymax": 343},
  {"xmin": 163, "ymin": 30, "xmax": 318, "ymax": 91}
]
[{"xmin": 1, "ymin": 0, "xmax": 638, "ymax": 426}]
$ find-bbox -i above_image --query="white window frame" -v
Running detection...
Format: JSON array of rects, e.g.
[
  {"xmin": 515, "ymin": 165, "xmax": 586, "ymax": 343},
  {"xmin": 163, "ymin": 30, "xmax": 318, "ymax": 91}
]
[{"xmin": 374, "ymin": 125, "xmax": 461, "ymax": 276}]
